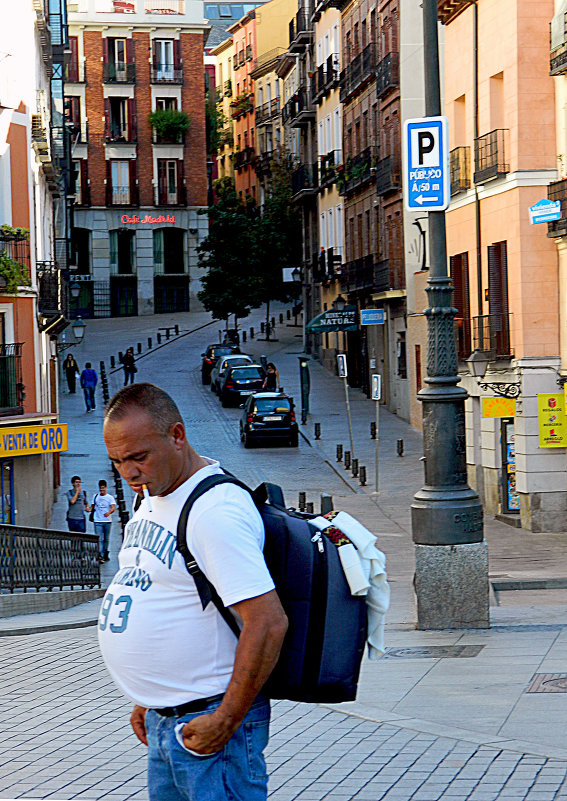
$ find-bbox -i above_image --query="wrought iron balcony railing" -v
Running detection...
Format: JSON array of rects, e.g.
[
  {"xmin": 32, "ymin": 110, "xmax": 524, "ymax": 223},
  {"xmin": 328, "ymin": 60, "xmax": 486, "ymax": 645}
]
[
  {"xmin": 289, "ymin": 11, "xmax": 312, "ymax": 50},
  {"xmin": 551, "ymin": 12, "xmax": 567, "ymax": 75},
  {"xmin": 291, "ymin": 162, "xmax": 319, "ymax": 198},
  {"xmin": 233, "ymin": 146, "xmax": 256, "ymax": 170},
  {"xmin": 0, "ymin": 232, "xmax": 31, "ymax": 285},
  {"xmin": 102, "ymin": 61, "xmax": 136, "ymax": 83},
  {"xmin": 324, "ymin": 54, "xmax": 339, "ymax": 90},
  {"xmin": 150, "ymin": 64, "xmax": 183, "ymax": 83},
  {"xmin": 376, "ymin": 52, "xmax": 399, "ymax": 99},
  {"xmin": 0, "ymin": 343, "xmax": 24, "ymax": 416},
  {"xmin": 338, "ymin": 146, "xmax": 377, "ymax": 195},
  {"xmin": 450, "ymin": 146, "xmax": 471, "ymax": 195},
  {"xmin": 473, "ymin": 129, "xmax": 509, "ymax": 184},
  {"xmin": 473, "ymin": 313, "xmax": 512, "ymax": 358},
  {"xmin": 339, "ymin": 41, "xmax": 376, "ymax": 103},
  {"xmin": 375, "ymin": 154, "xmax": 401, "ymax": 196},
  {"xmin": 157, "ymin": 183, "xmax": 187, "ymax": 205},
  {"xmin": 548, "ymin": 178, "xmax": 567, "ymax": 237},
  {"xmin": 340, "ymin": 256, "xmax": 375, "ymax": 292},
  {"xmin": 319, "ymin": 150, "xmax": 341, "ymax": 186},
  {"xmin": 0, "ymin": 523, "xmax": 100, "ymax": 592},
  {"xmin": 37, "ymin": 261, "xmax": 69, "ymax": 317},
  {"xmin": 255, "ymin": 98, "xmax": 280, "ymax": 125}
]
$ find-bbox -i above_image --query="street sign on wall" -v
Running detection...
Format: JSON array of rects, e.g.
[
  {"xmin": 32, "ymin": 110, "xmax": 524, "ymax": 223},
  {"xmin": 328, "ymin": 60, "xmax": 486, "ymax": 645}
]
[
  {"xmin": 403, "ymin": 116, "xmax": 450, "ymax": 212},
  {"xmin": 529, "ymin": 199, "xmax": 561, "ymax": 225},
  {"xmin": 360, "ymin": 309, "xmax": 385, "ymax": 326}
]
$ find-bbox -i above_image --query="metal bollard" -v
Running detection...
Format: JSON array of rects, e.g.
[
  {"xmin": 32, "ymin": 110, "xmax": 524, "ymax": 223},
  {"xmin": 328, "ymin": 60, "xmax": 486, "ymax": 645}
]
[
  {"xmin": 336, "ymin": 444, "xmax": 343, "ymax": 462},
  {"xmin": 261, "ymin": 322, "xmax": 265, "ymax": 333},
  {"xmin": 314, "ymin": 422, "xmax": 321, "ymax": 440},
  {"xmin": 344, "ymin": 450, "xmax": 351, "ymax": 470},
  {"xmin": 279, "ymin": 313, "xmax": 284, "ymax": 324},
  {"xmin": 287, "ymin": 309, "xmax": 291, "ymax": 320},
  {"xmin": 306, "ymin": 502, "xmax": 314, "ymax": 514},
  {"xmin": 157, "ymin": 333, "xmax": 161, "ymax": 344},
  {"xmin": 359, "ymin": 466, "xmax": 367, "ymax": 486},
  {"xmin": 397, "ymin": 438, "xmax": 404, "ymax": 457},
  {"xmin": 110, "ymin": 355, "xmax": 115, "ymax": 368},
  {"xmin": 370, "ymin": 421, "xmax": 376, "ymax": 439},
  {"xmin": 320, "ymin": 493, "xmax": 333, "ymax": 515},
  {"xmin": 175, "ymin": 324, "xmax": 179, "ymax": 335},
  {"xmin": 242, "ymin": 330, "xmax": 247, "ymax": 343},
  {"xmin": 271, "ymin": 317, "xmax": 275, "ymax": 328},
  {"xmin": 148, "ymin": 337, "xmax": 152, "ymax": 349},
  {"xmin": 352, "ymin": 458, "xmax": 359, "ymax": 477},
  {"xmin": 298, "ymin": 491, "xmax": 306, "ymax": 511},
  {"xmin": 137, "ymin": 342, "xmax": 142, "ymax": 354},
  {"xmin": 250, "ymin": 327, "xmax": 254, "ymax": 338},
  {"xmin": 166, "ymin": 329, "xmax": 170, "ymax": 339},
  {"xmin": 118, "ymin": 351, "xmax": 123, "ymax": 363}
]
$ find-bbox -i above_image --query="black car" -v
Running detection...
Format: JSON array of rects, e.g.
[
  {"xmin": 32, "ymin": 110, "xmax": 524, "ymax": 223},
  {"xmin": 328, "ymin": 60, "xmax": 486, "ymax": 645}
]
[
  {"xmin": 219, "ymin": 364, "xmax": 265, "ymax": 407},
  {"xmin": 240, "ymin": 392, "xmax": 299, "ymax": 448},
  {"xmin": 201, "ymin": 343, "xmax": 240, "ymax": 384}
]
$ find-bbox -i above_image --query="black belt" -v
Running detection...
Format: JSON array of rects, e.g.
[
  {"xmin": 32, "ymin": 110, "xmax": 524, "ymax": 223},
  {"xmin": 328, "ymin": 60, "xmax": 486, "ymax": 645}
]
[{"xmin": 153, "ymin": 693, "xmax": 225, "ymax": 718}]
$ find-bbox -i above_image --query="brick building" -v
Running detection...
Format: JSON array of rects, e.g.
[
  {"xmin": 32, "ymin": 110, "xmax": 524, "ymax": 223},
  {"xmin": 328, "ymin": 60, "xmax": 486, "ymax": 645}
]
[{"xmin": 66, "ymin": 0, "xmax": 209, "ymax": 317}]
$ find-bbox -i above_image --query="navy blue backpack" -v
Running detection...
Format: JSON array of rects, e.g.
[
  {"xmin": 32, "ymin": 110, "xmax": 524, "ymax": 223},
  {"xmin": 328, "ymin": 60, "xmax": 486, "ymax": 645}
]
[{"xmin": 176, "ymin": 475, "xmax": 368, "ymax": 704}]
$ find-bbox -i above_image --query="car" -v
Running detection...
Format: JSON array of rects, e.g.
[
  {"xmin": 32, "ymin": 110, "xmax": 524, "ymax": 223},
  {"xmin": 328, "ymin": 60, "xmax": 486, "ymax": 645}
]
[
  {"xmin": 210, "ymin": 354, "xmax": 254, "ymax": 395},
  {"xmin": 240, "ymin": 392, "xmax": 299, "ymax": 448},
  {"xmin": 201, "ymin": 343, "xmax": 240, "ymax": 384},
  {"xmin": 219, "ymin": 364, "xmax": 265, "ymax": 407}
]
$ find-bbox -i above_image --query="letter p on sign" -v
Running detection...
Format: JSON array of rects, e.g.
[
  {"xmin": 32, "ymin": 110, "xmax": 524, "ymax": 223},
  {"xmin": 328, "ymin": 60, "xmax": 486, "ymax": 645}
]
[{"xmin": 412, "ymin": 130, "xmax": 439, "ymax": 168}]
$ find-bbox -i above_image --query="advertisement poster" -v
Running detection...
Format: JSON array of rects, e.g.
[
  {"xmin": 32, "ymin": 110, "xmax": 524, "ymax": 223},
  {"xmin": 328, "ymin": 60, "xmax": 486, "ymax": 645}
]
[
  {"xmin": 503, "ymin": 421, "xmax": 520, "ymax": 512},
  {"xmin": 482, "ymin": 397, "xmax": 516, "ymax": 418},
  {"xmin": 537, "ymin": 393, "xmax": 567, "ymax": 448}
]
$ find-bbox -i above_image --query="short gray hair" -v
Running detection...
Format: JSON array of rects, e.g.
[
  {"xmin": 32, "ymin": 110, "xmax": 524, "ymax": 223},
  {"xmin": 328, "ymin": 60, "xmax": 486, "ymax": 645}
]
[{"xmin": 104, "ymin": 383, "xmax": 183, "ymax": 436}]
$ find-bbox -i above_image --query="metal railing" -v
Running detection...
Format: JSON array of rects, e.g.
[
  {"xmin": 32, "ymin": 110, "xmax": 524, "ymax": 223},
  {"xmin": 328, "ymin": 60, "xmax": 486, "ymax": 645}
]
[
  {"xmin": 473, "ymin": 313, "xmax": 512, "ymax": 358},
  {"xmin": 339, "ymin": 146, "xmax": 378, "ymax": 195},
  {"xmin": 157, "ymin": 183, "xmax": 187, "ymax": 205},
  {"xmin": 0, "ymin": 525, "xmax": 100, "ymax": 592},
  {"xmin": 450, "ymin": 146, "xmax": 471, "ymax": 195},
  {"xmin": 233, "ymin": 146, "xmax": 256, "ymax": 170},
  {"xmin": 376, "ymin": 52, "xmax": 399, "ymax": 98},
  {"xmin": 0, "ymin": 234, "xmax": 31, "ymax": 284},
  {"xmin": 319, "ymin": 149, "xmax": 341, "ymax": 185},
  {"xmin": 291, "ymin": 162, "xmax": 319, "ymax": 197},
  {"xmin": 246, "ymin": 44, "xmax": 253, "ymax": 61},
  {"xmin": 289, "ymin": 11, "xmax": 312, "ymax": 48},
  {"xmin": 339, "ymin": 41, "xmax": 376, "ymax": 102},
  {"xmin": 473, "ymin": 129, "xmax": 509, "ymax": 184},
  {"xmin": 102, "ymin": 62, "xmax": 136, "ymax": 83},
  {"xmin": 340, "ymin": 256, "xmax": 375, "ymax": 292},
  {"xmin": 255, "ymin": 98, "xmax": 280, "ymax": 125},
  {"xmin": 547, "ymin": 178, "xmax": 567, "ymax": 237},
  {"xmin": 0, "ymin": 343, "xmax": 24, "ymax": 415},
  {"xmin": 550, "ymin": 12, "xmax": 567, "ymax": 75},
  {"xmin": 37, "ymin": 261, "xmax": 68, "ymax": 317},
  {"xmin": 108, "ymin": 185, "xmax": 137, "ymax": 206},
  {"xmin": 152, "ymin": 129, "xmax": 185, "ymax": 144},
  {"xmin": 324, "ymin": 54, "xmax": 339, "ymax": 90},
  {"xmin": 150, "ymin": 64, "xmax": 183, "ymax": 83},
  {"xmin": 376, "ymin": 153, "xmax": 401, "ymax": 195}
]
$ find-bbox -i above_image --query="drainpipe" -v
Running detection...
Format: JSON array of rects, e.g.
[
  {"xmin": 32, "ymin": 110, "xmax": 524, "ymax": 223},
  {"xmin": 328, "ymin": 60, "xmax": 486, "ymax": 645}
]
[{"xmin": 473, "ymin": 0, "xmax": 482, "ymax": 319}]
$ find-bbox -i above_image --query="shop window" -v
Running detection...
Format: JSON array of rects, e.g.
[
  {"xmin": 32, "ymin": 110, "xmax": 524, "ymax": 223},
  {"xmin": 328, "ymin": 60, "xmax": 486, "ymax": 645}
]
[
  {"xmin": 397, "ymin": 332, "xmax": 407, "ymax": 379},
  {"xmin": 110, "ymin": 229, "xmax": 135, "ymax": 275},
  {"xmin": 0, "ymin": 460, "xmax": 14, "ymax": 524}
]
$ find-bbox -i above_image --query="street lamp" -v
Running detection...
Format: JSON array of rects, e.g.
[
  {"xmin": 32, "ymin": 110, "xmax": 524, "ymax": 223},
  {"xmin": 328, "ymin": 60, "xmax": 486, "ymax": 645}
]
[
  {"xmin": 70, "ymin": 281, "xmax": 81, "ymax": 299},
  {"xmin": 466, "ymin": 348, "xmax": 521, "ymax": 398},
  {"xmin": 333, "ymin": 294, "xmax": 346, "ymax": 312},
  {"xmin": 71, "ymin": 316, "xmax": 86, "ymax": 343}
]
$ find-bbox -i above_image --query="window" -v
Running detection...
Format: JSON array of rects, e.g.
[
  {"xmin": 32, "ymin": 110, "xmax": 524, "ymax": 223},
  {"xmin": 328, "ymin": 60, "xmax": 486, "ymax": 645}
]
[
  {"xmin": 231, "ymin": 4, "xmax": 243, "ymax": 15},
  {"xmin": 205, "ymin": 3, "xmax": 219, "ymax": 16},
  {"xmin": 219, "ymin": 4, "xmax": 231, "ymax": 15},
  {"xmin": 109, "ymin": 229, "xmax": 135, "ymax": 275},
  {"xmin": 336, "ymin": 204, "xmax": 343, "ymax": 255},
  {"xmin": 154, "ymin": 39, "xmax": 174, "ymax": 80},
  {"xmin": 110, "ymin": 161, "xmax": 130, "ymax": 204},
  {"xmin": 157, "ymin": 159, "xmax": 183, "ymax": 205},
  {"xmin": 334, "ymin": 108, "xmax": 341, "ymax": 158},
  {"xmin": 65, "ymin": 96, "xmax": 81, "ymax": 140},
  {"xmin": 107, "ymin": 97, "xmax": 129, "ymax": 141},
  {"xmin": 320, "ymin": 212, "xmax": 326, "ymax": 249},
  {"xmin": 156, "ymin": 97, "xmax": 177, "ymax": 111},
  {"xmin": 327, "ymin": 208, "xmax": 334, "ymax": 249},
  {"xmin": 397, "ymin": 333, "xmax": 407, "ymax": 379}
]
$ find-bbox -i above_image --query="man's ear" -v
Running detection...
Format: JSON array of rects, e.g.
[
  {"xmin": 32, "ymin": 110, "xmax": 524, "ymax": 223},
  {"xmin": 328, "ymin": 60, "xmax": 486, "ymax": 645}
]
[{"xmin": 170, "ymin": 422, "xmax": 187, "ymax": 448}]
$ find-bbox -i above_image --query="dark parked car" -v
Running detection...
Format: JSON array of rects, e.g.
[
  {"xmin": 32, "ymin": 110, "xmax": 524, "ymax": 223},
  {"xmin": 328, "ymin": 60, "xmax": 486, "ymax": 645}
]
[
  {"xmin": 210, "ymin": 354, "xmax": 253, "ymax": 395},
  {"xmin": 219, "ymin": 364, "xmax": 265, "ymax": 407},
  {"xmin": 240, "ymin": 392, "xmax": 298, "ymax": 448},
  {"xmin": 201, "ymin": 343, "xmax": 240, "ymax": 384}
]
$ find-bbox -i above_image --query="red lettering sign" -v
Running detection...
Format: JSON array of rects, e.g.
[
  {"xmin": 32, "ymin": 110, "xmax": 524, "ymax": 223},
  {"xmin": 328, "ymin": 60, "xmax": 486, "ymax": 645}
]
[{"xmin": 120, "ymin": 213, "xmax": 176, "ymax": 225}]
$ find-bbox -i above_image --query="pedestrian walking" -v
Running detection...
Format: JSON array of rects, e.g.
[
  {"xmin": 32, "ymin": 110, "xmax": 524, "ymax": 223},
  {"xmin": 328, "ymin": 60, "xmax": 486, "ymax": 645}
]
[
  {"xmin": 262, "ymin": 362, "xmax": 280, "ymax": 392},
  {"xmin": 63, "ymin": 354, "xmax": 80, "ymax": 394},
  {"xmin": 122, "ymin": 347, "xmax": 137, "ymax": 386},
  {"xmin": 65, "ymin": 475, "xmax": 91, "ymax": 533},
  {"xmin": 80, "ymin": 362, "xmax": 98, "ymax": 413},
  {"xmin": 91, "ymin": 480, "xmax": 115, "ymax": 562},
  {"xmin": 99, "ymin": 383, "xmax": 287, "ymax": 801}
]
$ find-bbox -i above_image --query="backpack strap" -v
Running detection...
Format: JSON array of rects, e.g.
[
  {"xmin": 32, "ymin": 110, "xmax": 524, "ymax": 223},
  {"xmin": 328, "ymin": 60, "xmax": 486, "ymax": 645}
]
[{"xmin": 176, "ymin": 474, "xmax": 259, "ymax": 640}]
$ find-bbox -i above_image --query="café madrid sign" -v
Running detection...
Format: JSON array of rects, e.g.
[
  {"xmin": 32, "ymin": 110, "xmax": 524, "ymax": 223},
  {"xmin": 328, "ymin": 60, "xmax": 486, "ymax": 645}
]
[{"xmin": 121, "ymin": 213, "xmax": 176, "ymax": 225}]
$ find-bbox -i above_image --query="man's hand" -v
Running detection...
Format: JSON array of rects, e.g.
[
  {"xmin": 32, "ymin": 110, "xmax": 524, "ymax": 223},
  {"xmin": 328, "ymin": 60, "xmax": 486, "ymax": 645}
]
[
  {"xmin": 180, "ymin": 709, "xmax": 235, "ymax": 755},
  {"xmin": 130, "ymin": 705, "xmax": 148, "ymax": 746},
  {"xmin": 104, "ymin": 512, "xmax": 111, "ymax": 517}
]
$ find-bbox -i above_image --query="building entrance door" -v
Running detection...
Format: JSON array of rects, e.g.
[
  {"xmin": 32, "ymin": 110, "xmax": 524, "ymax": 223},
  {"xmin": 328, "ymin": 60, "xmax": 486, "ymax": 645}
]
[{"xmin": 0, "ymin": 460, "xmax": 14, "ymax": 524}]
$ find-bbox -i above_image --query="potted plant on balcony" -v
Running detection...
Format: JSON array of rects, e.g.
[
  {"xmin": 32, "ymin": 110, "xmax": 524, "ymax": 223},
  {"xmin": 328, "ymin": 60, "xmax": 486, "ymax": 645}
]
[
  {"xmin": 0, "ymin": 250, "xmax": 31, "ymax": 294},
  {"xmin": 149, "ymin": 108, "xmax": 192, "ymax": 144}
]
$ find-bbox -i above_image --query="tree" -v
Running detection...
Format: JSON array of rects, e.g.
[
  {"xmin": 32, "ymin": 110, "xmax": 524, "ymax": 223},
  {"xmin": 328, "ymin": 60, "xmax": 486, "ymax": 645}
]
[
  {"xmin": 254, "ymin": 153, "xmax": 302, "ymax": 339},
  {"xmin": 197, "ymin": 177, "xmax": 258, "ymax": 329}
]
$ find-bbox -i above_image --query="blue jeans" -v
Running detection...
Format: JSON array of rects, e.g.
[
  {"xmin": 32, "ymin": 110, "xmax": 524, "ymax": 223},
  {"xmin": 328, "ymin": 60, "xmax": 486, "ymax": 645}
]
[
  {"xmin": 94, "ymin": 521, "xmax": 111, "ymax": 556},
  {"xmin": 67, "ymin": 517, "xmax": 86, "ymax": 533},
  {"xmin": 145, "ymin": 696, "xmax": 270, "ymax": 801},
  {"xmin": 83, "ymin": 386, "xmax": 96, "ymax": 411}
]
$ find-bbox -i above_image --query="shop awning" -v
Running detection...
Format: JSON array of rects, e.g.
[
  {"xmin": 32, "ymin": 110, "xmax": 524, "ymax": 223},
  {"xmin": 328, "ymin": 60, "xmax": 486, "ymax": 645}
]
[{"xmin": 306, "ymin": 306, "xmax": 358, "ymax": 334}]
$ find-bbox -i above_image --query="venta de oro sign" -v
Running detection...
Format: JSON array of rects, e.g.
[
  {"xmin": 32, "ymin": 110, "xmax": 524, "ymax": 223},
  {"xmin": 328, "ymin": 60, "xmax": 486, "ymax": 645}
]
[{"xmin": 121, "ymin": 214, "xmax": 176, "ymax": 225}]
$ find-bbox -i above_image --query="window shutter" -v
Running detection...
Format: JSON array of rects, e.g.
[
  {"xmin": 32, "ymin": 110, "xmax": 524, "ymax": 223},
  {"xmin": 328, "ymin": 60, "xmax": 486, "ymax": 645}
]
[
  {"xmin": 102, "ymin": 37, "xmax": 109, "ymax": 64},
  {"xmin": 105, "ymin": 161, "xmax": 112, "ymax": 206},
  {"xmin": 129, "ymin": 159, "xmax": 138, "ymax": 205},
  {"xmin": 128, "ymin": 98, "xmax": 137, "ymax": 141},
  {"xmin": 157, "ymin": 159, "xmax": 166, "ymax": 204},
  {"xmin": 152, "ymin": 40, "xmax": 159, "ymax": 69},
  {"xmin": 487, "ymin": 244, "xmax": 502, "ymax": 319},
  {"xmin": 104, "ymin": 98, "xmax": 110, "ymax": 140},
  {"xmin": 177, "ymin": 159, "xmax": 185, "ymax": 204},
  {"xmin": 174, "ymin": 39, "xmax": 182, "ymax": 69},
  {"xmin": 126, "ymin": 37, "xmax": 134, "ymax": 65}
]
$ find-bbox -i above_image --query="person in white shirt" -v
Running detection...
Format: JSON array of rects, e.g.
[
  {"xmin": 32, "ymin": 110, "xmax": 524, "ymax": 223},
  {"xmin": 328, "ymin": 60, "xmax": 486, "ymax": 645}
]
[
  {"xmin": 92, "ymin": 480, "xmax": 116, "ymax": 563},
  {"xmin": 99, "ymin": 382, "xmax": 287, "ymax": 801}
]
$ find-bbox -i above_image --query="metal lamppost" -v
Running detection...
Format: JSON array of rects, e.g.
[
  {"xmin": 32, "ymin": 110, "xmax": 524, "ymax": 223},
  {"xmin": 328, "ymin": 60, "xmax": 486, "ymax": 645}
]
[{"xmin": 410, "ymin": 0, "xmax": 489, "ymax": 630}]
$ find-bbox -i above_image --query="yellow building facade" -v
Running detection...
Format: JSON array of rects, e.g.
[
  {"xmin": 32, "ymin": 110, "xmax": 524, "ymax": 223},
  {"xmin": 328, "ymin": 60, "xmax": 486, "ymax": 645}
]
[{"xmin": 212, "ymin": 36, "xmax": 235, "ymax": 181}]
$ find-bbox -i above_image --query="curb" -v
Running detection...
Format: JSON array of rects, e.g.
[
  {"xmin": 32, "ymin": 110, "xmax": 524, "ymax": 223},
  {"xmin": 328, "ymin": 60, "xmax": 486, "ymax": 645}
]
[{"xmin": 0, "ymin": 618, "xmax": 98, "ymax": 637}]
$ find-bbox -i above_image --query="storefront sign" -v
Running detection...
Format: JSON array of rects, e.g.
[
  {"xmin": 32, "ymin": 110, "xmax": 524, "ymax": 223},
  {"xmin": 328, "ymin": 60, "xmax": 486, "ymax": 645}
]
[
  {"xmin": 538, "ymin": 393, "xmax": 567, "ymax": 448},
  {"xmin": 0, "ymin": 424, "xmax": 68, "ymax": 458},
  {"xmin": 482, "ymin": 397, "xmax": 516, "ymax": 418},
  {"xmin": 306, "ymin": 306, "xmax": 358, "ymax": 333},
  {"xmin": 120, "ymin": 214, "xmax": 176, "ymax": 225}
]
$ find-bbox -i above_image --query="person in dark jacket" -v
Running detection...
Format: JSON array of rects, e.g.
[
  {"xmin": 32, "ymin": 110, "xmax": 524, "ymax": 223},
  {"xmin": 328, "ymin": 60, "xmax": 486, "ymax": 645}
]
[
  {"xmin": 262, "ymin": 362, "xmax": 280, "ymax": 392},
  {"xmin": 63, "ymin": 354, "xmax": 80, "ymax": 393},
  {"xmin": 80, "ymin": 362, "xmax": 98, "ymax": 412},
  {"xmin": 122, "ymin": 347, "xmax": 136, "ymax": 386}
]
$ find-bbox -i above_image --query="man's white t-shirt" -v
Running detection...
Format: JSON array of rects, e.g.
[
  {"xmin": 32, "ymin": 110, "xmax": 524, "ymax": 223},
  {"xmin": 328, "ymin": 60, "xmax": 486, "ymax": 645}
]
[
  {"xmin": 98, "ymin": 459, "xmax": 275, "ymax": 708},
  {"xmin": 92, "ymin": 492, "xmax": 115, "ymax": 523}
]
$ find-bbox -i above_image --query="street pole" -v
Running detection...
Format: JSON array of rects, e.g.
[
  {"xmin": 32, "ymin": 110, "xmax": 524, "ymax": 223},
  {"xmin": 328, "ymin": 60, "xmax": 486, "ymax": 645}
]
[
  {"xmin": 343, "ymin": 376, "xmax": 355, "ymax": 460},
  {"xmin": 410, "ymin": 0, "xmax": 488, "ymax": 629},
  {"xmin": 371, "ymin": 374, "xmax": 381, "ymax": 494},
  {"xmin": 375, "ymin": 398, "xmax": 379, "ymax": 495}
]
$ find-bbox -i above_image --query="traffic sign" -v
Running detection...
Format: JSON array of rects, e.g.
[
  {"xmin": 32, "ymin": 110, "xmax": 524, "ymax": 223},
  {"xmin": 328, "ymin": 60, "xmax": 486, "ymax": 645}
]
[
  {"xmin": 337, "ymin": 354, "xmax": 348, "ymax": 378},
  {"xmin": 403, "ymin": 116, "xmax": 450, "ymax": 212},
  {"xmin": 360, "ymin": 309, "xmax": 385, "ymax": 326},
  {"xmin": 371, "ymin": 374, "xmax": 382, "ymax": 401}
]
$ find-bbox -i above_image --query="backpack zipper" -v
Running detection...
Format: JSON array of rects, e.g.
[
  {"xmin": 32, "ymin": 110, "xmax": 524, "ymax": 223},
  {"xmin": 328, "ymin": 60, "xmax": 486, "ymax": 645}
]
[{"xmin": 311, "ymin": 531, "xmax": 325, "ymax": 554}]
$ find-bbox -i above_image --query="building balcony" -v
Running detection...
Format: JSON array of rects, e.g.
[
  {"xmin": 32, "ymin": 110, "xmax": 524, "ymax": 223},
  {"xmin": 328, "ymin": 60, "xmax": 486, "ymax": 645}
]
[
  {"xmin": 255, "ymin": 98, "xmax": 280, "ymax": 125},
  {"xmin": 437, "ymin": 0, "xmax": 473, "ymax": 24},
  {"xmin": 339, "ymin": 42, "xmax": 376, "ymax": 103},
  {"xmin": 37, "ymin": 261, "xmax": 69, "ymax": 318},
  {"xmin": 150, "ymin": 64, "xmax": 183, "ymax": 84},
  {"xmin": 289, "ymin": 11, "xmax": 312, "ymax": 52},
  {"xmin": 0, "ymin": 343, "xmax": 24, "ymax": 418},
  {"xmin": 224, "ymin": 79, "xmax": 232, "ymax": 97},
  {"xmin": 324, "ymin": 54, "xmax": 340, "ymax": 91},
  {"xmin": 473, "ymin": 313, "xmax": 512, "ymax": 358},
  {"xmin": 0, "ymin": 231, "xmax": 31, "ymax": 287},
  {"xmin": 450, "ymin": 146, "xmax": 471, "ymax": 195},
  {"xmin": 375, "ymin": 154, "xmax": 401, "ymax": 196},
  {"xmin": 106, "ymin": 185, "xmax": 140, "ymax": 206},
  {"xmin": 246, "ymin": 44, "xmax": 253, "ymax": 61},
  {"xmin": 551, "ymin": 11, "xmax": 567, "ymax": 75},
  {"xmin": 338, "ymin": 146, "xmax": 378, "ymax": 196},
  {"xmin": 547, "ymin": 178, "xmax": 567, "ymax": 237},
  {"xmin": 233, "ymin": 146, "xmax": 256, "ymax": 171},
  {"xmin": 340, "ymin": 256, "xmax": 375, "ymax": 293},
  {"xmin": 254, "ymin": 150, "xmax": 273, "ymax": 177},
  {"xmin": 230, "ymin": 94, "xmax": 254, "ymax": 119},
  {"xmin": 106, "ymin": 128, "xmax": 136, "ymax": 144},
  {"xmin": 283, "ymin": 86, "xmax": 315, "ymax": 127},
  {"xmin": 67, "ymin": 119, "xmax": 89, "ymax": 145},
  {"xmin": 157, "ymin": 183, "xmax": 187, "ymax": 205},
  {"xmin": 152, "ymin": 129, "xmax": 185, "ymax": 145},
  {"xmin": 376, "ymin": 52, "xmax": 399, "ymax": 99},
  {"xmin": 473, "ymin": 129, "xmax": 509, "ymax": 184},
  {"xmin": 291, "ymin": 162, "xmax": 319, "ymax": 200},
  {"xmin": 102, "ymin": 62, "xmax": 136, "ymax": 83},
  {"xmin": 319, "ymin": 149, "xmax": 341, "ymax": 187},
  {"xmin": 65, "ymin": 61, "xmax": 86, "ymax": 83}
]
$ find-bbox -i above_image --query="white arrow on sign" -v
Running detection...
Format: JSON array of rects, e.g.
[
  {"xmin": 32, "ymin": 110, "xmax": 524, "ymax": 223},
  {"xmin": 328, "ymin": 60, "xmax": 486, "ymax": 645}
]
[{"xmin": 415, "ymin": 195, "xmax": 440, "ymax": 205}]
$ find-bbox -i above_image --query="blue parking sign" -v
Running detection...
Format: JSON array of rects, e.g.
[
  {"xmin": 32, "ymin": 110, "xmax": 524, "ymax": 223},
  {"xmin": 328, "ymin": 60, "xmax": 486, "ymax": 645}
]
[{"xmin": 403, "ymin": 116, "xmax": 450, "ymax": 212}]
